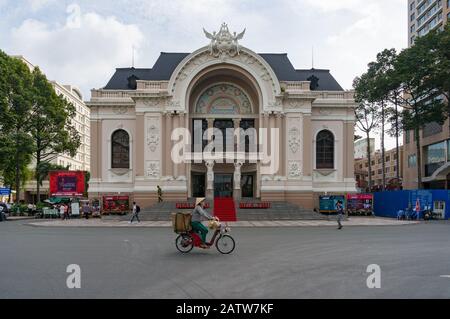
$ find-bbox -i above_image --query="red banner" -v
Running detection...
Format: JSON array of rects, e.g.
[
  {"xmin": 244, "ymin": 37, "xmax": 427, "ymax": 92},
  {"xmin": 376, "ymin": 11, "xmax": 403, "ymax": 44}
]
[
  {"xmin": 49, "ymin": 171, "xmax": 85, "ymax": 197},
  {"xmin": 347, "ymin": 194, "xmax": 373, "ymax": 201}
]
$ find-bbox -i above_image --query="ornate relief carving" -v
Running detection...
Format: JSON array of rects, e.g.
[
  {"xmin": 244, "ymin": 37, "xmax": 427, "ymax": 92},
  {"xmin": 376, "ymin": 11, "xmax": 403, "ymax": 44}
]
[
  {"xmin": 313, "ymin": 170, "xmax": 337, "ymax": 181},
  {"xmin": 196, "ymin": 83, "xmax": 252, "ymax": 114},
  {"xmin": 146, "ymin": 161, "xmax": 160, "ymax": 179},
  {"xmin": 267, "ymin": 98, "xmax": 283, "ymax": 109},
  {"xmin": 146, "ymin": 119, "xmax": 160, "ymax": 152},
  {"xmin": 315, "ymin": 169, "xmax": 335, "ymax": 177},
  {"xmin": 203, "ymin": 23, "xmax": 245, "ymax": 58},
  {"xmin": 288, "ymin": 161, "xmax": 302, "ymax": 179},
  {"xmin": 319, "ymin": 108, "xmax": 332, "ymax": 115},
  {"xmin": 112, "ymin": 106, "xmax": 127, "ymax": 115},
  {"xmin": 261, "ymin": 71, "xmax": 271, "ymax": 82},
  {"xmin": 288, "ymin": 127, "xmax": 301, "ymax": 154},
  {"xmin": 169, "ymin": 100, "xmax": 181, "ymax": 109},
  {"xmin": 143, "ymin": 98, "xmax": 166, "ymax": 108},
  {"xmin": 286, "ymin": 99, "xmax": 305, "ymax": 109},
  {"xmin": 262, "ymin": 175, "xmax": 273, "ymax": 181}
]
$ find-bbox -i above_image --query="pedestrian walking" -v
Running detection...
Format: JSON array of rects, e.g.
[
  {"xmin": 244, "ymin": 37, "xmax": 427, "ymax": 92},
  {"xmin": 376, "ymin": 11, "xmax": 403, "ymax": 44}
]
[
  {"xmin": 157, "ymin": 185, "xmax": 163, "ymax": 203},
  {"xmin": 129, "ymin": 202, "xmax": 141, "ymax": 223},
  {"xmin": 336, "ymin": 200, "xmax": 344, "ymax": 230},
  {"xmin": 60, "ymin": 205, "xmax": 66, "ymax": 220},
  {"xmin": 82, "ymin": 202, "xmax": 91, "ymax": 219}
]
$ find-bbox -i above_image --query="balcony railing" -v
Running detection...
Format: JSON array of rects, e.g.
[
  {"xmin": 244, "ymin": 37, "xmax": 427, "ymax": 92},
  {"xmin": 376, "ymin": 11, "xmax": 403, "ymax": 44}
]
[{"xmin": 90, "ymin": 90, "xmax": 134, "ymax": 99}]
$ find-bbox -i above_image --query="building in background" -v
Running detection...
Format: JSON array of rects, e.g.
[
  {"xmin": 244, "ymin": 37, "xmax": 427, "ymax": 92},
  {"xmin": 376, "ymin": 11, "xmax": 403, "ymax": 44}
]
[
  {"xmin": 408, "ymin": 0, "xmax": 450, "ymax": 47},
  {"xmin": 354, "ymin": 138, "xmax": 375, "ymax": 160},
  {"xmin": 355, "ymin": 146, "xmax": 404, "ymax": 192},
  {"xmin": 11, "ymin": 56, "xmax": 90, "ymax": 203},
  {"xmin": 404, "ymin": 1, "xmax": 450, "ymax": 190}
]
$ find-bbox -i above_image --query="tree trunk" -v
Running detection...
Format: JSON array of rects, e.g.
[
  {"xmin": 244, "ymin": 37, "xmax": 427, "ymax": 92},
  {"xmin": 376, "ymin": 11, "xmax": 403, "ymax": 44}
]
[
  {"xmin": 36, "ymin": 154, "xmax": 40, "ymax": 204},
  {"xmin": 15, "ymin": 130, "xmax": 20, "ymax": 204},
  {"xmin": 394, "ymin": 100, "xmax": 400, "ymax": 185},
  {"xmin": 381, "ymin": 102, "xmax": 386, "ymax": 191},
  {"xmin": 366, "ymin": 132, "xmax": 372, "ymax": 192},
  {"xmin": 415, "ymin": 127, "xmax": 422, "ymax": 189}
]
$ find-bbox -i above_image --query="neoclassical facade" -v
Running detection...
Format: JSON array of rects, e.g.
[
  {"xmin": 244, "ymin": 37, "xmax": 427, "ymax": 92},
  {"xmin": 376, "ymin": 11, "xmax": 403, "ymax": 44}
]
[{"xmin": 88, "ymin": 24, "xmax": 357, "ymax": 209}]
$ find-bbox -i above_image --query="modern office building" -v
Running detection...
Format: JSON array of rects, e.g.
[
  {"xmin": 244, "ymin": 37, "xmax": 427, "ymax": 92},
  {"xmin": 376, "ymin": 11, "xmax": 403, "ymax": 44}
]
[
  {"xmin": 404, "ymin": 1, "xmax": 450, "ymax": 190},
  {"xmin": 408, "ymin": 0, "xmax": 450, "ymax": 46},
  {"xmin": 87, "ymin": 24, "xmax": 357, "ymax": 209}
]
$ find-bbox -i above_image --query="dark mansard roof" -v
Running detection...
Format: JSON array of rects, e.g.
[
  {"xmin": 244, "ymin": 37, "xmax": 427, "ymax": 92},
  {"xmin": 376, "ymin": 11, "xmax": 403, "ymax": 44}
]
[{"xmin": 104, "ymin": 52, "xmax": 343, "ymax": 91}]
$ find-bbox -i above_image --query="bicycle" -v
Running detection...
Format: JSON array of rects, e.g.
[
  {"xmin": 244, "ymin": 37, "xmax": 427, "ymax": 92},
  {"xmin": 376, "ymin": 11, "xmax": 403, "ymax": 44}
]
[{"xmin": 175, "ymin": 219, "xmax": 236, "ymax": 254}]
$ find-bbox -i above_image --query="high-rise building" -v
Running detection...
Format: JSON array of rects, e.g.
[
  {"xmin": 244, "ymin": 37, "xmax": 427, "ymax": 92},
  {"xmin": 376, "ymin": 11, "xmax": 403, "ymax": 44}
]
[
  {"xmin": 11, "ymin": 56, "xmax": 90, "ymax": 202},
  {"xmin": 404, "ymin": 2, "xmax": 450, "ymax": 190},
  {"xmin": 408, "ymin": 0, "xmax": 450, "ymax": 47}
]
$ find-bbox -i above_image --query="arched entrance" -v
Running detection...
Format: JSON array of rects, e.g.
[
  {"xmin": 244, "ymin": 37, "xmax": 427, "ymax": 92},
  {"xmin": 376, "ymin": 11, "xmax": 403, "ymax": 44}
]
[{"xmin": 186, "ymin": 65, "xmax": 262, "ymax": 200}]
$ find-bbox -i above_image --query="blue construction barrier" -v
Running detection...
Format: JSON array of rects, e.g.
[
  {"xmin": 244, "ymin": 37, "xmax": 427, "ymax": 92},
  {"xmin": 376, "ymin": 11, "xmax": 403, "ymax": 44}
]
[{"xmin": 374, "ymin": 190, "xmax": 450, "ymax": 220}]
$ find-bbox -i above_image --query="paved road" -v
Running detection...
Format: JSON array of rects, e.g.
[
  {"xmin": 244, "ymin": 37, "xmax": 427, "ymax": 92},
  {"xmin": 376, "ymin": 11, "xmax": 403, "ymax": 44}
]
[{"xmin": 0, "ymin": 220, "xmax": 449, "ymax": 299}]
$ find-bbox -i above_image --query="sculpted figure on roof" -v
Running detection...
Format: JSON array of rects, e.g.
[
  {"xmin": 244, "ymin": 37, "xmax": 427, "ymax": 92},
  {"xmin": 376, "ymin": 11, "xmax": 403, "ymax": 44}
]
[{"xmin": 203, "ymin": 23, "xmax": 245, "ymax": 58}]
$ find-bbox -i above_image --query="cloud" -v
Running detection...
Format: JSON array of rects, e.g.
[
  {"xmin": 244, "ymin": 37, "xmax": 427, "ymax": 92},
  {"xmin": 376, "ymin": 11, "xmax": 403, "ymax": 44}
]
[
  {"xmin": 28, "ymin": 0, "xmax": 56, "ymax": 11},
  {"xmin": 9, "ymin": 4, "xmax": 144, "ymax": 98}
]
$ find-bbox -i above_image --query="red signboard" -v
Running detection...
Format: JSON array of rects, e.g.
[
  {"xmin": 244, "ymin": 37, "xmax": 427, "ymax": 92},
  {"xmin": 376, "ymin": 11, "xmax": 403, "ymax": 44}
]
[
  {"xmin": 103, "ymin": 196, "xmax": 130, "ymax": 214},
  {"xmin": 49, "ymin": 171, "xmax": 85, "ymax": 197},
  {"xmin": 347, "ymin": 194, "xmax": 373, "ymax": 201},
  {"xmin": 346, "ymin": 194, "xmax": 373, "ymax": 212}
]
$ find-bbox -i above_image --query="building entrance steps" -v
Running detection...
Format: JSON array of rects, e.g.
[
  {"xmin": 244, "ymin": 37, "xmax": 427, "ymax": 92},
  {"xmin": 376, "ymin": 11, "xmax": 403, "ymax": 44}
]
[{"xmin": 103, "ymin": 199, "xmax": 330, "ymax": 221}]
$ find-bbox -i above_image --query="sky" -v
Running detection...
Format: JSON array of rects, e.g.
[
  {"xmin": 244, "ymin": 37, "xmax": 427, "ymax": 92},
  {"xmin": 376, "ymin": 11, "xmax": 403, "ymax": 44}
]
[{"xmin": 0, "ymin": 0, "xmax": 407, "ymax": 150}]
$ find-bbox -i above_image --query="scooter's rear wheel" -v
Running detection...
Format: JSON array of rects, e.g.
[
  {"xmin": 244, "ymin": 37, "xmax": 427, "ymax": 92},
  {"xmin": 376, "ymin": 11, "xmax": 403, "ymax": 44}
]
[{"xmin": 175, "ymin": 234, "xmax": 194, "ymax": 253}]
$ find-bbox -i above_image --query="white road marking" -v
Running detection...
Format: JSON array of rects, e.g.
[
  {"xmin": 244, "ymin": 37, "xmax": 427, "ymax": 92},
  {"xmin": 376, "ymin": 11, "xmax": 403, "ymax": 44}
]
[{"xmin": 440, "ymin": 275, "xmax": 450, "ymax": 278}]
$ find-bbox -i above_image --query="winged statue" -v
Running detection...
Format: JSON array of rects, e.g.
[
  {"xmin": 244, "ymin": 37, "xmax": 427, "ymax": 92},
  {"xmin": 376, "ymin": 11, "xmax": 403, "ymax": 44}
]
[
  {"xmin": 232, "ymin": 29, "xmax": 246, "ymax": 55},
  {"xmin": 203, "ymin": 23, "xmax": 246, "ymax": 57},
  {"xmin": 203, "ymin": 28, "xmax": 217, "ymax": 55}
]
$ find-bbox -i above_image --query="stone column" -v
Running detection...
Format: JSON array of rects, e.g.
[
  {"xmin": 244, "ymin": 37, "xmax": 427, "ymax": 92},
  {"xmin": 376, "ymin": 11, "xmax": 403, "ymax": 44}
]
[
  {"xmin": 164, "ymin": 113, "xmax": 173, "ymax": 178},
  {"xmin": 233, "ymin": 118, "xmax": 241, "ymax": 151},
  {"xmin": 135, "ymin": 113, "xmax": 145, "ymax": 177},
  {"xmin": 178, "ymin": 112, "xmax": 186, "ymax": 178},
  {"xmin": 173, "ymin": 114, "xmax": 180, "ymax": 179},
  {"xmin": 207, "ymin": 118, "xmax": 215, "ymax": 140},
  {"xmin": 261, "ymin": 112, "xmax": 270, "ymax": 179},
  {"xmin": 206, "ymin": 160, "xmax": 215, "ymax": 199},
  {"xmin": 276, "ymin": 113, "xmax": 283, "ymax": 176},
  {"xmin": 302, "ymin": 114, "xmax": 313, "ymax": 178},
  {"xmin": 90, "ymin": 119, "xmax": 102, "ymax": 179},
  {"xmin": 233, "ymin": 160, "xmax": 243, "ymax": 200}
]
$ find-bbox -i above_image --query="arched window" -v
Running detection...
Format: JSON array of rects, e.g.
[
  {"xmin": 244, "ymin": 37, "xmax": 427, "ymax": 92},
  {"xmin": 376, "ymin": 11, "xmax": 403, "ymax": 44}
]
[
  {"xmin": 111, "ymin": 130, "xmax": 130, "ymax": 169},
  {"xmin": 316, "ymin": 130, "xmax": 334, "ymax": 169}
]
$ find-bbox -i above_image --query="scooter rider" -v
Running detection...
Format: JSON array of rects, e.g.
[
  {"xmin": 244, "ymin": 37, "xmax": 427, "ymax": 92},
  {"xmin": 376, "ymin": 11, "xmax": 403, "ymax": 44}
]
[{"xmin": 191, "ymin": 198, "xmax": 216, "ymax": 249}]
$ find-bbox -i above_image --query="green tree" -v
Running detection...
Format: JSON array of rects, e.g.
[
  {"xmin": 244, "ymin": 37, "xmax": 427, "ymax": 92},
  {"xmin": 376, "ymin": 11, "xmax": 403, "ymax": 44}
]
[
  {"xmin": 354, "ymin": 73, "xmax": 379, "ymax": 192},
  {"xmin": 0, "ymin": 50, "xmax": 34, "ymax": 202},
  {"xmin": 419, "ymin": 25, "xmax": 450, "ymax": 103},
  {"xmin": 367, "ymin": 49, "xmax": 404, "ymax": 190},
  {"xmin": 396, "ymin": 38, "xmax": 448, "ymax": 188},
  {"xmin": 30, "ymin": 67, "xmax": 81, "ymax": 203}
]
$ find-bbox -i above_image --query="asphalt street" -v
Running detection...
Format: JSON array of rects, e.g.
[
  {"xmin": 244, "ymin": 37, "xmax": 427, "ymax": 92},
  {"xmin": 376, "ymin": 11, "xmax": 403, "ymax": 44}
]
[{"xmin": 0, "ymin": 220, "xmax": 449, "ymax": 299}]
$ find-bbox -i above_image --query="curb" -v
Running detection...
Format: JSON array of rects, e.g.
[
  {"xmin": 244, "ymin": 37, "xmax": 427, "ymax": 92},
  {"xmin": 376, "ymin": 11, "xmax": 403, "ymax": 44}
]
[{"xmin": 25, "ymin": 219, "xmax": 420, "ymax": 228}]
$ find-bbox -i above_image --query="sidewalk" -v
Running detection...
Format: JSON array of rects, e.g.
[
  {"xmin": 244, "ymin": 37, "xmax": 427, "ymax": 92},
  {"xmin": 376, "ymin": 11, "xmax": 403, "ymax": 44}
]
[{"xmin": 26, "ymin": 217, "xmax": 419, "ymax": 228}]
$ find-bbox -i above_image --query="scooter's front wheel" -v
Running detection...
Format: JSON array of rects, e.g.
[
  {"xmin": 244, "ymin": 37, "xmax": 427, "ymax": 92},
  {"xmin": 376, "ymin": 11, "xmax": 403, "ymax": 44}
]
[
  {"xmin": 216, "ymin": 235, "xmax": 235, "ymax": 254},
  {"xmin": 175, "ymin": 234, "xmax": 194, "ymax": 253}
]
